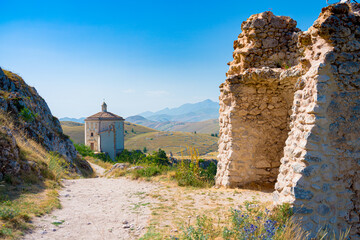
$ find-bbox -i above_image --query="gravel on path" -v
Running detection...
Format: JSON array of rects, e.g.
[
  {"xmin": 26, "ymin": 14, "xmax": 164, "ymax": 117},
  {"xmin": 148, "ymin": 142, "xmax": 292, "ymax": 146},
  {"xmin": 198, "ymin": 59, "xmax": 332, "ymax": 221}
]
[{"xmin": 23, "ymin": 164, "xmax": 158, "ymax": 240}]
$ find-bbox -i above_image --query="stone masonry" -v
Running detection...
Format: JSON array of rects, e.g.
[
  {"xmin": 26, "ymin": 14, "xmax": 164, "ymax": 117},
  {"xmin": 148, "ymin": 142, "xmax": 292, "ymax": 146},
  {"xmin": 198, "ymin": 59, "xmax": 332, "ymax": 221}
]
[{"xmin": 216, "ymin": 3, "xmax": 360, "ymax": 238}]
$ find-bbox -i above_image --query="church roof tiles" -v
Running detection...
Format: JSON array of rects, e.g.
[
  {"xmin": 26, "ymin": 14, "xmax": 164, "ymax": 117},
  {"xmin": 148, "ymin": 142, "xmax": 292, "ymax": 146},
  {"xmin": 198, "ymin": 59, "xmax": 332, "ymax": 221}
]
[{"xmin": 85, "ymin": 111, "xmax": 124, "ymax": 121}]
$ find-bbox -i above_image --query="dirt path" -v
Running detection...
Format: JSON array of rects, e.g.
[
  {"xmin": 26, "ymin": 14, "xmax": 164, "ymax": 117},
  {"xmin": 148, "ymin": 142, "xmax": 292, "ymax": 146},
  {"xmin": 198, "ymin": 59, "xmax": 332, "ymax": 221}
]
[
  {"xmin": 23, "ymin": 165, "xmax": 159, "ymax": 240},
  {"xmin": 89, "ymin": 162, "xmax": 106, "ymax": 177},
  {"xmin": 23, "ymin": 163, "xmax": 273, "ymax": 239}
]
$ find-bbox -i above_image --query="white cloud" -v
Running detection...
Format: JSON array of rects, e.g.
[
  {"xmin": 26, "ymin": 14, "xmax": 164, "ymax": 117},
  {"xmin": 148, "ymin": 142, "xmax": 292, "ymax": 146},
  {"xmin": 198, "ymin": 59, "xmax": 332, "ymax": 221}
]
[{"xmin": 145, "ymin": 90, "xmax": 170, "ymax": 97}]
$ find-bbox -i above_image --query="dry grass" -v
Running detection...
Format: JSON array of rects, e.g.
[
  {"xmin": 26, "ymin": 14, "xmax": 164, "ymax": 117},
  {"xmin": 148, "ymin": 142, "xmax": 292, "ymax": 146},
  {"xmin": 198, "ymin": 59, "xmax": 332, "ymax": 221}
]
[
  {"xmin": 142, "ymin": 180, "xmax": 273, "ymax": 239},
  {"xmin": 153, "ymin": 119, "xmax": 220, "ymax": 134},
  {"xmin": 0, "ymin": 181, "xmax": 61, "ymax": 239},
  {"xmin": 139, "ymin": 176, "xmax": 350, "ymax": 240},
  {"xmin": 85, "ymin": 156, "xmax": 113, "ymax": 170}
]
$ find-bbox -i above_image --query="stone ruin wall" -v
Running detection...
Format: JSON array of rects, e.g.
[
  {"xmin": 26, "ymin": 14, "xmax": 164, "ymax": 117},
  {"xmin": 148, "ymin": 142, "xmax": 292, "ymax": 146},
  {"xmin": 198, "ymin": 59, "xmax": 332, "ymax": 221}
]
[
  {"xmin": 216, "ymin": 3, "xmax": 360, "ymax": 238},
  {"xmin": 216, "ymin": 11, "xmax": 303, "ymax": 188}
]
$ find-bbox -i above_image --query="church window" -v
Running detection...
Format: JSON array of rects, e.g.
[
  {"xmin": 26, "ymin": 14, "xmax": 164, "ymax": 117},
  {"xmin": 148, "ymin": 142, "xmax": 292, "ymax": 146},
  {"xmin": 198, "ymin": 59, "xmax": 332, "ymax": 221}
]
[{"xmin": 91, "ymin": 132, "xmax": 94, "ymax": 137}]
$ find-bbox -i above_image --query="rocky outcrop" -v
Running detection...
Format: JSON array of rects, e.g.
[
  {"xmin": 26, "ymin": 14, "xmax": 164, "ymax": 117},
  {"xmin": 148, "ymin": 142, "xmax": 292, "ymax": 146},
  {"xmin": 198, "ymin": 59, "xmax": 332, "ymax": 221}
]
[
  {"xmin": 217, "ymin": 3, "xmax": 360, "ymax": 238},
  {"xmin": 0, "ymin": 67, "xmax": 77, "ymax": 161},
  {"xmin": 0, "ymin": 126, "xmax": 21, "ymax": 181}
]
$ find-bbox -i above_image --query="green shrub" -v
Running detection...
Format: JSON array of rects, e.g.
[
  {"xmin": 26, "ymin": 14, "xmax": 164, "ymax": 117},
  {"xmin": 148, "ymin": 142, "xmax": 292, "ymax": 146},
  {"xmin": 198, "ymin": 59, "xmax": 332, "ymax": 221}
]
[
  {"xmin": 0, "ymin": 206, "xmax": 19, "ymax": 220},
  {"xmin": 116, "ymin": 149, "xmax": 145, "ymax": 164},
  {"xmin": 74, "ymin": 143, "xmax": 112, "ymax": 162},
  {"xmin": 143, "ymin": 149, "xmax": 170, "ymax": 166},
  {"xmin": 182, "ymin": 215, "xmax": 219, "ymax": 240},
  {"xmin": 0, "ymin": 226, "xmax": 12, "ymax": 237},
  {"xmin": 176, "ymin": 160, "xmax": 204, "ymax": 187},
  {"xmin": 74, "ymin": 143, "xmax": 93, "ymax": 157},
  {"xmin": 271, "ymin": 203, "xmax": 293, "ymax": 224},
  {"xmin": 139, "ymin": 227, "xmax": 162, "ymax": 240},
  {"xmin": 19, "ymin": 107, "xmax": 37, "ymax": 122},
  {"xmin": 200, "ymin": 161, "xmax": 217, "ymax": 185},
  {"xmin": 134, "ymin": 165, "xmax": 162, "ymax": 178},
  {"xmin": 116, "ymin": 149, "xmax": 170, "ymax": 166},
  {"xmin": 175, "ymin": 148, "xmax": 216, "ymax": 188}
]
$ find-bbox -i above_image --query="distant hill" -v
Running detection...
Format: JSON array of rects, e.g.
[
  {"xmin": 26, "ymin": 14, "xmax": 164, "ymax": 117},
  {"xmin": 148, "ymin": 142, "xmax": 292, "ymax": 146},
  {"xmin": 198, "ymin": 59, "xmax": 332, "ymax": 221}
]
[
  {"xmin": 61, "ymin": 121, "xmax": 86, "ymax": 144},
  {"xmin": 125, "ymin": 115, "xmax": 158, "ymax": 128},
  {"xmin": 59, "ymin": 117, "xmax": 85, "ymax": 123},
  {"xmin": 126, "ymin": 116, "xmax": 219, "ymax": 134},
  {"xmin": 138, "ymin": 99, "xmax": 219, "ymax": 122},
  {"xmin": 163, "ymin": 119, "xmax": 219, "ymax": 134},
  {"xmin": 60, "ymin": 121, "xmax": 218, "ymax": 155}
]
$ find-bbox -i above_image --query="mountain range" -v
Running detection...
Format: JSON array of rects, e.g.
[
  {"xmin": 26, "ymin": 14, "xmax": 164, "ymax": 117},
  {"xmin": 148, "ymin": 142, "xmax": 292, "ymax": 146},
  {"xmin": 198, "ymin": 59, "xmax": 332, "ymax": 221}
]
[
  {"xmin": 125, "ymin": 115, "xmax": 219, "ymax": 134},
  {"xmin": 59, "ymin": 117, "xmax": 86, "ymax": 123},
  {"xmin": 138, "ymin": 99, "xmax": 219, "ymax": 122},
  {"xmin": 60, "ymin": 99, "xmax": 220, "ymax": 133}
]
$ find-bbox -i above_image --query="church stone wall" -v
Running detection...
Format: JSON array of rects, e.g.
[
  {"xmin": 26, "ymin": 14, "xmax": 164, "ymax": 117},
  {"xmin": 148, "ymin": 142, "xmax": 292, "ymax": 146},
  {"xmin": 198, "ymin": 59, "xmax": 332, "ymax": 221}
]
[
  {"xmin": 100, "ymin": 130, "xmax": 116, "ymax": 160},
  {"xmin": 85, "ymin": 119, "xmax": 124, "ymax": 160},
  {"xmin": 85, "ymin": 121, "xmax": 100, "ymax": 151},
  {"xmin": 216, "ymin": 3, "xmax": 360, "ymax": 238},
  {"xmin": 115, "ymin": 121, "xmax": 125, "ymax": 153}
]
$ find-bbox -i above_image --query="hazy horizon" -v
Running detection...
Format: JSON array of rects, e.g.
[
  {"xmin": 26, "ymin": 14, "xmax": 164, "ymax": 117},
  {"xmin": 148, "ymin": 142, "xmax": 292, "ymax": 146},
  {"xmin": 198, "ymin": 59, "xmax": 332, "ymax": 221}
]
[
  {"xmin": 60, "ymin": 98, "xmax": 219, "ymax": 119},
  {"xmin": 1, "ymin": 0, "xmax": 327, "ymax": 118}
]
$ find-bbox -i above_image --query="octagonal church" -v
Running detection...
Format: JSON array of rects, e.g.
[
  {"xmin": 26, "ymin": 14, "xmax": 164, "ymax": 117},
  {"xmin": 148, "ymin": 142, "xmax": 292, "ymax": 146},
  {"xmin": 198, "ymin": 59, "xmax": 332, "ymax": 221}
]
[{"xmin": 84, "ymin": 102, "xmax": 124, "ymax": 160}]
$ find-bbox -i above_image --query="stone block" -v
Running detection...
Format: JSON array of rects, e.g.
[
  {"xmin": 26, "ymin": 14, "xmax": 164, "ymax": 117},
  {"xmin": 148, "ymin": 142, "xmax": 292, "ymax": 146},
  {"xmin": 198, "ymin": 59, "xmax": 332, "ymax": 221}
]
[
  {"xmin": 255, "ymin": 160, "xmax": 271, "ymax": 168},
  {"xmin": 317, "ymin": 204, "xmax": 331, "ymax": 216},
  {"xmin": 304, "ymin": 153, "xmax": 322, "ymax": 163},
  {"xmin": 311, "ymin": 184, "xmax": 321, "ymax": 191},
  {"xmin": 338, "ymin": 62, "xmax": 360, "ymax": 75},
  {"xmin": 302, "ymin": 165, "xmax": 319, "ymax": 177},
  {"xmin": 294, "ymin": 187, "xmax": 314, "ymax": 200}
]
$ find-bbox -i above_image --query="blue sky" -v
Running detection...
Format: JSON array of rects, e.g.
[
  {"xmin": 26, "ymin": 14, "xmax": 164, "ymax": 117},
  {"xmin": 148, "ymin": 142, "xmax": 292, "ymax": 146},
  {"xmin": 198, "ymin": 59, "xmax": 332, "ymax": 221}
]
[{"xmin": 0, "ymin": 0, "xmax": 328, "ymax": 118}]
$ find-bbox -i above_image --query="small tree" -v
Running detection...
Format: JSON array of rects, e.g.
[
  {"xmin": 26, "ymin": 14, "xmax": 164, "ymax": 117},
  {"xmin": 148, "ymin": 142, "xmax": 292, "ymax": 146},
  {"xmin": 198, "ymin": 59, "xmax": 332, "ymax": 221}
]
[
  {"xmin": 144, "ymin": 149, "xmax": 170, "ymax": 166},
  {"xmin": 143, "ymin": 147, "xmax": 148, "ymax": 153}
]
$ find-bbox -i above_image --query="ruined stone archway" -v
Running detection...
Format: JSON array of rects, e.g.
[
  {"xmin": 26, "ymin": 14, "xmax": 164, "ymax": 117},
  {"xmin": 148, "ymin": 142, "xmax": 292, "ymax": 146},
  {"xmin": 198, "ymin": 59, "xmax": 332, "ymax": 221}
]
[
  {"xmin": 216, "ymin": 4, "xmax": 360, "ymax": 238},
  {"xmin": 216, "ymin": 11, "xmax": 302, "ymax": 188}
]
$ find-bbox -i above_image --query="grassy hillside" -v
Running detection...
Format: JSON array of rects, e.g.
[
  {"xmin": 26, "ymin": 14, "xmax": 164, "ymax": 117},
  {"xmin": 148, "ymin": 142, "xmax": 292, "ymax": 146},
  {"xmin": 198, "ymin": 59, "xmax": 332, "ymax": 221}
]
[
  {"xmin": 61, "ymin": 121, "xmax": 158, "ymax": 144},
  {"xmin": 126, "ymin": 116, "xmax": 219, "ymax": 134},
  {"xmin": 124, "ymin": 121, "xmax": 158, "ymax": 138},
  {"xmin": 61, "ymin": 122, "xmax": 86, "ymax": 144},
  {"xmin": 163, "ymin": 119, "xmax": 219, "ymax": 134},
  {"xmin": 61, "ymin": 121, "xmax": 218, "ymax": 155},
  {"xmin": 125, "ymin": 131, "xmax": 218, "ymax": 155}
]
